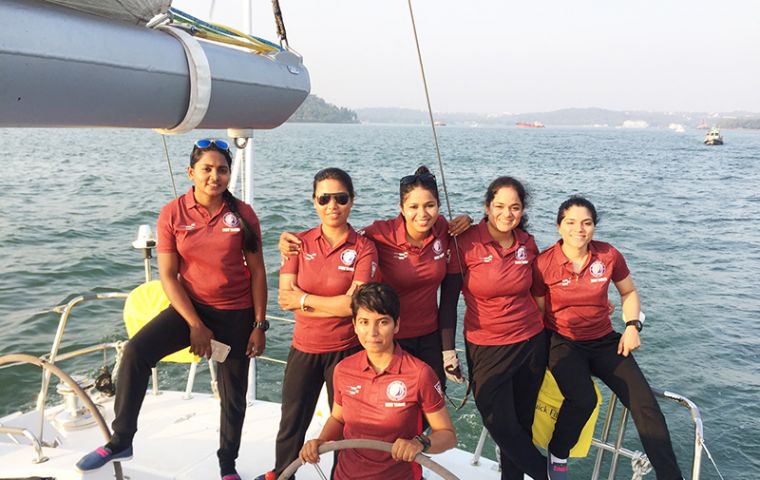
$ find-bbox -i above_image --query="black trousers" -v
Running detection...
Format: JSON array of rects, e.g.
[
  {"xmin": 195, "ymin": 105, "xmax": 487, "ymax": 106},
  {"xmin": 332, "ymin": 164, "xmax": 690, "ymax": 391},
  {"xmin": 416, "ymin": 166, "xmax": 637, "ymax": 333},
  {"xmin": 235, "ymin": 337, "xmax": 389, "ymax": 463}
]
[
  {"xmin": 108, "ymin": 302, "xmax": 253, "ymax": 474},
  {"xmin": 274, "ymin": 346, "xmax": 362, "ymax": 478},
  {"xmin": 398, "ymin": 330, "xmax": 446, "ymax": 388},
  {"xmin": 547, "ymin": 330, "xmax": 683, "ymax": 480},
  {"xmin": 467, "ymin": 331, "xmax": 548, "ymax": 480}
]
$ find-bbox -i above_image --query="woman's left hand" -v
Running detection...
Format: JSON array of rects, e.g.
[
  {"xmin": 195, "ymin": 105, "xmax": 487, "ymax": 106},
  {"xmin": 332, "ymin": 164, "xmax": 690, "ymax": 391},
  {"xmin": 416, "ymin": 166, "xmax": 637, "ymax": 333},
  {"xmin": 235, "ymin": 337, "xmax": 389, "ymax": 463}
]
[
  {"xmin": 448, "ymin": 214, "xmax": 473, "ymax": 236},
  {"xmin": 278, "ymin": 282, "xmax": 305, "ymax": 311},
  {"xmin": 618, "ymin": 327, "xmax": 641, "ymax": 357},
  {"xmin": 391, "ymin": 437, "xmax": 423, "ymax": 462},
  {"xmin": 247, "ymin": 327, "xmax": 266, "ymax": 357}
]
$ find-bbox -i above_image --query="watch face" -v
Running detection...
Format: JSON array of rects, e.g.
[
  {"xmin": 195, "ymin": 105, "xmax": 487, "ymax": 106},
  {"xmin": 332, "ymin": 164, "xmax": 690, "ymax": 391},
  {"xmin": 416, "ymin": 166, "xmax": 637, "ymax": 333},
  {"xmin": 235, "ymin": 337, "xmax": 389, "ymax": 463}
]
[{"xmin": 256, "ymin": 320, "xmax": 270, "ymax": 331}]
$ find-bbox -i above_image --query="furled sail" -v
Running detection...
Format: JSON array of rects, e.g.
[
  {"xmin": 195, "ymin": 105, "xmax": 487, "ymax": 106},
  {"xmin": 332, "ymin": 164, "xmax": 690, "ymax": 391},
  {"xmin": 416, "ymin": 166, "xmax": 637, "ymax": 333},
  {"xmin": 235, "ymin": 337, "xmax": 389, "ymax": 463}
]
[{"xmin": 42, "ymin": 0, "xmax": 170, "ymax": 25}]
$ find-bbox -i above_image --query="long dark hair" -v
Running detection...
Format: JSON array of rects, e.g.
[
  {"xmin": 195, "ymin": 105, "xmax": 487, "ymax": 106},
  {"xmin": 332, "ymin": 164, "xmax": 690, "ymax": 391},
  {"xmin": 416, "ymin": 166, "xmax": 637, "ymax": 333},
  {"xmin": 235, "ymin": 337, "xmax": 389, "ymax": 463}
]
[
  {"xmin": 483, "ymin": 176, "xmax": 530, "ymax": 231},
  {"xmin": 191, "ymin": 143, "xmax": 259, "ymax": 253}
]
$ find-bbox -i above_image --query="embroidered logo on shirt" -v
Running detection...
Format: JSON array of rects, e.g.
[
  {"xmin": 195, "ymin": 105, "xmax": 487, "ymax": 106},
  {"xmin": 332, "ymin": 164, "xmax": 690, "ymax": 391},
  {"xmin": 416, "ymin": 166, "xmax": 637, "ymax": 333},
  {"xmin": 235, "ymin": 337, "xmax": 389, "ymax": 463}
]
[
  {"xmin": 515, "ymin": 245, "xmax": 528, "ymax": 264},
  {"xmin": 482, "ymin": 255, "xmax": 493, "ymax": 263},
  {"xmin": 561, "ymin": 278, "xmax": 571, "ymax": 286},
  {"xmin": 434, "ymin": 381, "xmax": 443, "ymax": 399},
  {"xmin": 394, "ymin": 252, "xmax": 409, "ymax": 260},
  {"xmin": 341, "ymin": 249, "xmax": 357, "ymax": 266},
  {"xmin": 371, "ymin": 261, "xmax": 377, "ymax": 278},
  {"xmin": 304, "ymin": 252, "xmax": 317, "ymax": 261},
  {"xmin": 386, "ymin": 380, "xmax": 407, "ymax": 402},
  {"xmin": 589, "ymin": 260, "xmax": 608, "ymax": 283},
  {"xmin": 182, "ymin": 223, "xmax": 196, "ymax": 230},
  {"xmin": 433, "ymin": 239, "xmax": 443, "ymax": 254},
  {"xmin": 347, "ymin": 385, "xmax": 362, "ymax": 395},
  {"xmin": 223, "ymin": 212, "xmax": 239, "ymax": 227},
  {"xmin": 338, "ymin": 249, "xmax": 357, "ymax": 272}
]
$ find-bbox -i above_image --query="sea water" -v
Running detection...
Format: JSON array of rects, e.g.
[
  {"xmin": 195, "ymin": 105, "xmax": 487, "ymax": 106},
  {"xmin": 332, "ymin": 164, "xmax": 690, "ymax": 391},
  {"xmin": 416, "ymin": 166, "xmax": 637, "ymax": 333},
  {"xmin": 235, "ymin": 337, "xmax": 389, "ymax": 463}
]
[{"xmin": 0, "ymin": 124, "xmax": 758, "ymax": 478}]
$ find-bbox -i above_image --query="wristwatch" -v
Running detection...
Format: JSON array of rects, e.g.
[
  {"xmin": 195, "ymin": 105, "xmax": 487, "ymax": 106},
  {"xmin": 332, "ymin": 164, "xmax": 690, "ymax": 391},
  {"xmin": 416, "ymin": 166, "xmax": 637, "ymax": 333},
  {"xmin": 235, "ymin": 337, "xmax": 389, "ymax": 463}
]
[
  {"xmin": 625, "ymin": 320, "xmax": 643, "ymax": 332},
  {"xmin": 254, "ymin": 320, "xmax": 270, "ymax": 332},
  {"xmin": 414, "ymin": 434, "xmax": 431, "ymax": 453}
]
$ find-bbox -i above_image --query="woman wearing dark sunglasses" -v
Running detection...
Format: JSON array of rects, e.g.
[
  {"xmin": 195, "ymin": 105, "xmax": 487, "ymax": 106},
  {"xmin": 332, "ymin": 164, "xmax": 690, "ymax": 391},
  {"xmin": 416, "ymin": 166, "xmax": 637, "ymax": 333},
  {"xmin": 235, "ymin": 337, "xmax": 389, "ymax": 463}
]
[
  {"xmin": 260, "ymin": 167, "xmax": 379, "ymax": 480},
  {"xmin": 278, "ymin": 166, "xmax": 472, "ymax": 391},
  {"xmin": 76, "ymin": 139, "xmax": 267, "ymax": 480}
]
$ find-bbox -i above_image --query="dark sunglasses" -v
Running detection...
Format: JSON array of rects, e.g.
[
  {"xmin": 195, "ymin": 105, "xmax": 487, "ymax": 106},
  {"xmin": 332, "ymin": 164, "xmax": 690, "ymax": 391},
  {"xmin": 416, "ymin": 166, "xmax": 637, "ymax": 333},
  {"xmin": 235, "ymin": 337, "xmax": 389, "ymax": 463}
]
[
  {"xmin": 400, "ymin": 172, "xmax": 437, "ymax": 186},
  {"xmin": 316, "ymin": 192, "xmax": 351, "ymax": 206},
  {"xmin": 194, "ymin": 138, "xmax": 230, "ymax": 152}
]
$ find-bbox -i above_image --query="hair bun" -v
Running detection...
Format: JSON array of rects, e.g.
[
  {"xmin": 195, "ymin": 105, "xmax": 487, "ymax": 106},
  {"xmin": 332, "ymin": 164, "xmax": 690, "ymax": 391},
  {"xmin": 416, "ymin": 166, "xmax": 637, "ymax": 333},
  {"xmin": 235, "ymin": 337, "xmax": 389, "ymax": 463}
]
[{"xmin": 414, "ymin": 165, "xmax": 431, "ymax": 176}]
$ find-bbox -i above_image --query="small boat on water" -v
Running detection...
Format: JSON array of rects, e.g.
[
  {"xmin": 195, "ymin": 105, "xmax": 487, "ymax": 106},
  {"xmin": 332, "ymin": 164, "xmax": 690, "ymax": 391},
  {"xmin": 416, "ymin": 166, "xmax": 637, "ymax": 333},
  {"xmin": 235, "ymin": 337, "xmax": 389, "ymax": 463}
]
[
  {"xmin": 704, "ymin": 127, "xmax": 724, "ymax": 145},
  {"xmin": 516, "ymin": 121, "xmax": 545, "ymax": 128}
]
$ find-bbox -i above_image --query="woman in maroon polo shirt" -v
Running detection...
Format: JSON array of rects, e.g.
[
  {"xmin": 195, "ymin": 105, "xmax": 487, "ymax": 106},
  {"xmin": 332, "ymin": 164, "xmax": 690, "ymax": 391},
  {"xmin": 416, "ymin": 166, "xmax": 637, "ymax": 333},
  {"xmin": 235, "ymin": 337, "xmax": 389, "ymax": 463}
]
[
  {"xmin": 278, "ymin": 166, "xmax": 471, "ymax": 389},
  {"xmin": 261, "ymin": 168, "xmax": 379, "ymax": 480},
  {"xmin": 533, "ymin": 196, "xmax": 683, "ymax": 480},
  {"xmin": 76, "ymin": 139, "xmax": 268, "ymax": 480},
  {"xmin": 299, "ymin": 282, "xmax": 456, "ymax": 480},
  {"xmin": 440, "ymin": 176, "xmax": 549, "ymax": 480}
]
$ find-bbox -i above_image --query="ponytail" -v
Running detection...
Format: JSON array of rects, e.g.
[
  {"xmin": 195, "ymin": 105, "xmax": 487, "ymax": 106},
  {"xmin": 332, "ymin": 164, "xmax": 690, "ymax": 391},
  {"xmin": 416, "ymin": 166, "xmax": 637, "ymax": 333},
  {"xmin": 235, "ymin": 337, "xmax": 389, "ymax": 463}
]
[{"xmin": 223, "ymin": 190, "xmax": 259, "ymax": 253}]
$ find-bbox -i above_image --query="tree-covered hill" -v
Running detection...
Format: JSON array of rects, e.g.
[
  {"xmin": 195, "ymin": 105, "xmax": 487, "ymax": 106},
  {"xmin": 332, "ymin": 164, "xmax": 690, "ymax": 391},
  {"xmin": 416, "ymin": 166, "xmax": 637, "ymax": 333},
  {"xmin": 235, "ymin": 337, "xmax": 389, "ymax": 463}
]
[{"xmin": 288, "ymin": 95, "xmax": 358, "ymax": 123}]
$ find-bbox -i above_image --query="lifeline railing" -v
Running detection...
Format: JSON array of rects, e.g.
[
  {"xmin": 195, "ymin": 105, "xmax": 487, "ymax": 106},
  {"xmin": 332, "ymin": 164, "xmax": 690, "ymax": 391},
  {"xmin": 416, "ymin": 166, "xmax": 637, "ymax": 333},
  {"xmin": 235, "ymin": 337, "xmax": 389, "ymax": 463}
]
[{"xmin": 2, "ymin": 292, "xmax": 706, "ymax": 479}]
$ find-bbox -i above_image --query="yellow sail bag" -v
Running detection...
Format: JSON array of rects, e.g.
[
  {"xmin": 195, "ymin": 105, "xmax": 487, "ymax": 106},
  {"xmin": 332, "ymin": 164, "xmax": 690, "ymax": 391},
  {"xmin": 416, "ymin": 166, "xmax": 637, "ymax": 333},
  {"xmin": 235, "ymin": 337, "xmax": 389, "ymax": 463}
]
[
  {"xmin": 532, "ymin": 369, "xmax": 602, "ymax": 458},
  {"xmin": 123, "ymin": 280, "xmax": 200, "ymax": 363}
]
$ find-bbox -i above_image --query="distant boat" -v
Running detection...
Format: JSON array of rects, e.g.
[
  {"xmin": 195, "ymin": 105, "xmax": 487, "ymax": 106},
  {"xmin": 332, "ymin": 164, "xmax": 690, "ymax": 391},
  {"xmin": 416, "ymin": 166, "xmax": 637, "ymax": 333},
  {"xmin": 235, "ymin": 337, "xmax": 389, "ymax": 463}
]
[
  {"xmin": 516, "ymin": 121, "xmax": 545, "ymax": 128},
  {"xmin": 704, "ymin": 127, "xmax": 724, "ymax": 145},
  {"xmin": 697, "ymin": 120, "xmax": 709, "ymax": 129},
  {"xmin": 669, "ymin": 123, "xmax": 686, "ymax": 133},
  {"xmin": 434, "ymin": 120, "xmax": 447, "ymax": 126}
]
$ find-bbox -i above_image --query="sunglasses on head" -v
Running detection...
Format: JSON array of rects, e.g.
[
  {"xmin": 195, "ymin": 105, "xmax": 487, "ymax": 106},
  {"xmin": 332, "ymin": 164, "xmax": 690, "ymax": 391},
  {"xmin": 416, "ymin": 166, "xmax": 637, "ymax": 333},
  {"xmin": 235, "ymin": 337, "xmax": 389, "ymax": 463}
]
[
  {"xmin": 400, "ymin": 172, "xmax": 437, "ymax": 186},
  {"xmin": 316, "ymin": 192, "xmax": 351, "ymax": 206},
  {"xmin": 194, "ymin": 138, "xmax": 230, "ymax": 152}
]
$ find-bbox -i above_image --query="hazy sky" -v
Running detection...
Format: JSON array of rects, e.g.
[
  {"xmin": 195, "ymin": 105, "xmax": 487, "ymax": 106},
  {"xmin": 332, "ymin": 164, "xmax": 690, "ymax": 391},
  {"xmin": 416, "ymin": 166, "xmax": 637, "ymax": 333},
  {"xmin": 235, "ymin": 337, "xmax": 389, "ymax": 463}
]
[{"xmin": 173, "ymin": 0, "xmax": 760, "ymax": 114}]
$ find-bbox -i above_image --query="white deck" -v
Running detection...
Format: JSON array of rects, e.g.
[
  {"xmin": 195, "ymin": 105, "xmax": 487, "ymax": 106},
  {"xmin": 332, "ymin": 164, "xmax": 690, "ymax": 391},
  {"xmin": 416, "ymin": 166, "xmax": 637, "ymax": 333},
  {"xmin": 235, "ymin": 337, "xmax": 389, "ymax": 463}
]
[{"xmin": 0, "ymin": 389, "xmax": 501, "ymax": 479}]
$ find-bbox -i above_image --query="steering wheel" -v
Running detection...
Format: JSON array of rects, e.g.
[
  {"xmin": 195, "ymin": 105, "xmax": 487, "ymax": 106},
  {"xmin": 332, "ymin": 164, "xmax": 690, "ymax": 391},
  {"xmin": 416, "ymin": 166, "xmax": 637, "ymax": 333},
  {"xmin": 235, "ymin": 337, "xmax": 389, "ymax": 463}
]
[{"xmin": 279, "ymin": 438, "xmax": 459, "ymax": 480}]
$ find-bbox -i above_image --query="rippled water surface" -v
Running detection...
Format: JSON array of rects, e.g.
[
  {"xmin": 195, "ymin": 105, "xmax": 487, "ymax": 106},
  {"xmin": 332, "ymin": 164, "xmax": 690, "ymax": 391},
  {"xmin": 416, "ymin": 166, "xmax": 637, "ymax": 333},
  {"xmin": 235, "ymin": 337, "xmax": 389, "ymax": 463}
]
[{"xmin": 1, "ymin": 124, "xmax": 758, "ymax": 478}]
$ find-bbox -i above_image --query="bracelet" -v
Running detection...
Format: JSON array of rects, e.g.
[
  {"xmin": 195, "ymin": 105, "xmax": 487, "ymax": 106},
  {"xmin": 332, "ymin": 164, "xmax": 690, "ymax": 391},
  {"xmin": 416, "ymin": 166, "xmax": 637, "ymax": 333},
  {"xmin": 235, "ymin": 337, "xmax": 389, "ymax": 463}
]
[
  {"xmin": 300, "ymin": 293, "xmax": 308, "ymax": 312},
  {"xmin": 414, "ymin": 434, "xmax": 431, "ymax": 453}
]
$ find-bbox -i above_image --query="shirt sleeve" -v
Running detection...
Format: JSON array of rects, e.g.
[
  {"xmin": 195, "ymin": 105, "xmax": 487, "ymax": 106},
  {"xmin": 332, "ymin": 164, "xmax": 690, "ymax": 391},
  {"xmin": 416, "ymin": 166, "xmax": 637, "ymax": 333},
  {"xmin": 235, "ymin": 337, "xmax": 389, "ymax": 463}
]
[
  {"xmin": 156, "ymin": 203, "xmax": 177, "ymax": 254},
  {"xmin": 418, "ymin": 364, "xmax": 445, "ymax": 413},
  {"xmin": 610, "ymin": 246, "xmax": 631, "ymax": 282},
  {"xmin": 529, "ymin": 238, "xmax": 547, "ymax": 296},
  {"xmin": 352, "ymin": 236, "xmax": 379, "ymax": 283},
  {"xmin": 333, "ymin": 363, "xmax": 344, "ymax": 407},
  {"xmin": 279, "ymin": 232, "xmax": 304, "ymax": 274}
]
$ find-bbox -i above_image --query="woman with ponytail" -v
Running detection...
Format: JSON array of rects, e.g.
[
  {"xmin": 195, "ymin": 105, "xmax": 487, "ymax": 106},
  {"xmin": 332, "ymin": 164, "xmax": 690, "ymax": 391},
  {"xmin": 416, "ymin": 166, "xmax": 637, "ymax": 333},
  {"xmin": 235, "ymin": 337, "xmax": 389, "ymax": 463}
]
[{"xmin": 76, "ymin": 139, "xmax": 267, "ymax": 480}]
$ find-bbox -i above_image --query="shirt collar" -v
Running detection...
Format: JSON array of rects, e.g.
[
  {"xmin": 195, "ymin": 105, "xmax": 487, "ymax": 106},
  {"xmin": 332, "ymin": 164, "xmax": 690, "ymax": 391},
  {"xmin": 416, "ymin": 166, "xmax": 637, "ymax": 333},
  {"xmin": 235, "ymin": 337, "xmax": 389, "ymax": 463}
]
[
  {"xmin": 477, "ymin": 219, "xmax": 525, "ymax": 253},
  {"xmin": 182, "ymin": 187, "xmax": 198, "ymax": 209},
  {"xmin": 316, "ymin": 225, "xmax": 358, "ymax": 251},
  {"xmin": 361, "ymin": 343, "xmax": 403, "ymax": 375},
  {"xmin": 553, "ymin": 240, "xmax": 598, "ymax": 267}
]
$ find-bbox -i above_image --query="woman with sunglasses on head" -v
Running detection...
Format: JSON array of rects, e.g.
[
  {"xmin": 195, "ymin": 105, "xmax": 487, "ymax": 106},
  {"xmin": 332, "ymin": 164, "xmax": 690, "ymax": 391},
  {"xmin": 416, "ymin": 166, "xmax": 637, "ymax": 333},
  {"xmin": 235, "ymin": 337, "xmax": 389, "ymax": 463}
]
[
  {"xmin": 259, "ymin": 167, "xmax": 379, "ymax": 480},
  {"xmin": 76, "ymin": 139, "xmax": 267, "ymax": 480},
  {"xmin": 439, "ymin": 176, "xmax": 549, "ymax": 480},
  {"xmin": 533, "ymin": 197, "xmax": 683, "ymax": 480},
  {"xmin": 278, "ymin": 166, "xmax": 472, "ymax": 389}
]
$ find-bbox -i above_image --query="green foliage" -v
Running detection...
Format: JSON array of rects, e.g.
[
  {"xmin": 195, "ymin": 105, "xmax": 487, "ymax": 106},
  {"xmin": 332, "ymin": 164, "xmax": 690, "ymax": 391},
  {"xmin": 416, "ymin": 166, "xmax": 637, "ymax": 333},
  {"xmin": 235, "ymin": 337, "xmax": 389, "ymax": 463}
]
[{"xmin": 288, "ymin": 95, "xmax": 358, "ymax": 123}]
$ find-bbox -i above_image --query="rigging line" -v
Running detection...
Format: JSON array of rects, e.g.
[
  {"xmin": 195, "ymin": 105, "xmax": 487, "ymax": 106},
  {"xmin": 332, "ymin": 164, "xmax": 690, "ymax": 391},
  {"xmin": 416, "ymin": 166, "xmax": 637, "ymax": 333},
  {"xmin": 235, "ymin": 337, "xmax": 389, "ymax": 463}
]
[
  {"xmin": 161, "ymin": 135, "xmax": 179, "ymax": 198},
  {"xmin": 407, "ymin": 0, "xmax": 470, "ymax": 402}
]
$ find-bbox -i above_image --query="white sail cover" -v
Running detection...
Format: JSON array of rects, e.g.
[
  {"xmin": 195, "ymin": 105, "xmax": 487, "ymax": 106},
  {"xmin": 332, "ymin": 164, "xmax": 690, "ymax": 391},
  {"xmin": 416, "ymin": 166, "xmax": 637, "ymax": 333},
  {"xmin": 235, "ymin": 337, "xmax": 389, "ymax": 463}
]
[{"xmin": 42, "ymin": 0, "xmax": 171, "ymax": 25}]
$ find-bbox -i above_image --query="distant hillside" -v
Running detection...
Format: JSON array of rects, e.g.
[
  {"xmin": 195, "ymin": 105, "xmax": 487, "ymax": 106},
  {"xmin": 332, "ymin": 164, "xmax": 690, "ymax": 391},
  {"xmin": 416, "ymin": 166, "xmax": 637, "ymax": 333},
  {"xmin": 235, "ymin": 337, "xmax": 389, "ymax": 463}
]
[
  {"xmin": 355, "ymin": 107, "xmax": 760, "ymax": 129},
  {"xmin": 289, "ymin": 95, "xmax": 359, "ymax": 123}
]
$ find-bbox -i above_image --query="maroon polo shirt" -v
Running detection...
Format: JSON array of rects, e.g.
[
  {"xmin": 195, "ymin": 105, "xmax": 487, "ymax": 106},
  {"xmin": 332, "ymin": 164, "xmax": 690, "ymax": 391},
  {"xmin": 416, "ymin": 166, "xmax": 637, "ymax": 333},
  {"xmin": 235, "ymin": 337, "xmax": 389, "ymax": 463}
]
[
  {"xmin": 280, "ymin": 226, "xmax": 378, "ymax": 353},
  {"xmin": 450, "ymin": 220, "xmax": 544, "ymax": 346},
  {"xmin": 533, "ymin": 240, "xmax": 631, "ymax": 341},
  {"xmin": 333, "ymin": 344, "xmax": 445, "ymax": 480},
  {"xmin": 362, "ymin": 215, "xmax": 457, "ymax": 339},
  {"xmin": 156, "ymin": 187, "xmax": 261, "ymax": 310}
]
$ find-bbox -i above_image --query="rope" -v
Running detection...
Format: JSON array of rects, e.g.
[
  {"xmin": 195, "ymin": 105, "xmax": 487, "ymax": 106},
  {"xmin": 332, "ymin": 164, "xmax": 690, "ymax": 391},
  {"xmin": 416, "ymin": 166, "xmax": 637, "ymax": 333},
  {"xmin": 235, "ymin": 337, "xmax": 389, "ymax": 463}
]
[
  {"xmin": 405, "ymin": 0, "xmax": 464, "ymax": 275},
  {"xmin": 700, "ymin": 440, "xmax": 726, "ymax": 480},
  {"xmin": 161, "ymin": 136, "xmax": 179, "ymax": 198},
  {"xmin": 630, "ymin": 451, "xmax": 653, "ymax": 479}
]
